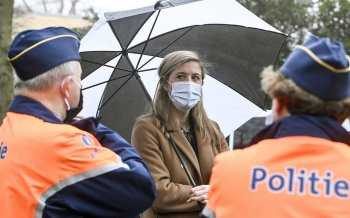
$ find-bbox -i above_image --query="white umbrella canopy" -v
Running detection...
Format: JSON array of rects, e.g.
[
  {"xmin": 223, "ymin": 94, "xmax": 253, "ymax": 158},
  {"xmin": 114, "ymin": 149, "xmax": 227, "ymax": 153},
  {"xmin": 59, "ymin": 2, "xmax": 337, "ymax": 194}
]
[{"xmin": 79, "ymin": 0, "xmax": 286, "ymax": 140}]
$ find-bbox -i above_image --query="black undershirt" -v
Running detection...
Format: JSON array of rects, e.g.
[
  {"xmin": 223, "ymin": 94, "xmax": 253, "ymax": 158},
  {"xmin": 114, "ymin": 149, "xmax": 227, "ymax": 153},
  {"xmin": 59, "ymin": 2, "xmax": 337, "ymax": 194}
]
[{"xmin": 182, "ymin": 127, "xmax": 198, "ymax": 157}]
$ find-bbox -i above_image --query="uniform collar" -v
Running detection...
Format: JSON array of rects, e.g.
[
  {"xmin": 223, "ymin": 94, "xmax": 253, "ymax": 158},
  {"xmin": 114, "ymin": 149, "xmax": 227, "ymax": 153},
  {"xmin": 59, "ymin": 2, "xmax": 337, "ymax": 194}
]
[
  {"xmin": 9, "ymin": 95, "xmax": 62, "ymax": 124},
  {"xmin": 250, "ymin": 114, "xmax": 350, "ymax": 146}
]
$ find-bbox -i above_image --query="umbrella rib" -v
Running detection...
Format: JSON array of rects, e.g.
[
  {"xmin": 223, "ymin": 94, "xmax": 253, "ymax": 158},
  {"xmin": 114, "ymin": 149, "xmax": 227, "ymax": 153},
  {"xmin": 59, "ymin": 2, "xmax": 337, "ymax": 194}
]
[
  {"xmin": 98, "ymin": 74, "xmax": 135, "ymax": 110},
  {"xmin": 133, "ymin": 71, "xmax": 153, "ymax": 102},
  {"xmin": 81, "ymin": 59, "xmax": 134, "ymax": 73},
  {"xmin": 138, "ymin": 67, "xmax": 158, "ymax": 72},
  {"xmin": 107, "ymin": 21, "xmax": 127, "ymax": 51},
  {"xmin": 123, "ymin": 51, "xmax": 153, "ymax": 103},
  {"xmin": 136, "ymin": 26, "xmax": 194, "ymax": 71},
  {"xmin": 134, "ymin": 10, "xmax": 161, "ymax": 70},
  {"xmin": 124, "ymin": 12, "xmax": 156, "ymax": 50},
  {"xmin": 108, "ymin": 12, "xmax": 155, "ymax": 51},
  {"xmin": 82, "ymin": 74, "xmax": 133, "ymax": 91}
]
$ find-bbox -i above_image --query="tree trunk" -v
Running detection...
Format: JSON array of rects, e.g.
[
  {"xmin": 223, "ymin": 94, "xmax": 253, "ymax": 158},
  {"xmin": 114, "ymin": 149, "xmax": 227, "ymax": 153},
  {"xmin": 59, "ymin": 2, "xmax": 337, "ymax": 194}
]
[
  {"xmin": 0, "ymin": 0, "xmax": 14, "ymax": 122},
  {"xmin": 22, "ymin": 0, "xmax": 32, "ymax": 12},
  {"xmin": 42, "ymin": 0, "xmax": 48, "ymax": 12},
  {"xmin": 58, "ymin": 0, "xmax": 64, "ymax": 14},
  {"xmin": 69, "ymin": 0, "xmax": 79, "ymax": 15}
]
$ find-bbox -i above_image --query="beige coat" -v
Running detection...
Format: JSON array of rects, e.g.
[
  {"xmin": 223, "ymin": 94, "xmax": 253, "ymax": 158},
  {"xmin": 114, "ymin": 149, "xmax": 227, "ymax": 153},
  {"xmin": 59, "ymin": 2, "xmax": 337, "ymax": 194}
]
[{"xmin": 131, "ymin": 115, "xmax": 229, "ymax": 218}]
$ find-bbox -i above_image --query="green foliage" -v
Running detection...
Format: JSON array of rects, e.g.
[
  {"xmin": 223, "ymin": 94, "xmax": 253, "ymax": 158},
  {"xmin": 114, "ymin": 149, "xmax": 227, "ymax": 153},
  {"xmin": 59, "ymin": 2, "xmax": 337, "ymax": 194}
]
[
  {"xmin": 237, "ymin": 0, "xmax": 350, "ymax": 64},
  {"xmin": 73, "ymin": 7, "xmax": 99, "ymax": 39},
  {"xmin": 237, "ymin": 0, "xmax": 313, "ymax": 66},
  {"xmin": 237, "ymin": 0, "xmax": 312, "ymax": 36},
  {"xmin": 236, "ymin": 0, "xmax": 350, "ymax": 112},
  {"xmin": 312, "ymin": 0, "xmax": 350, "ymax": 53}
]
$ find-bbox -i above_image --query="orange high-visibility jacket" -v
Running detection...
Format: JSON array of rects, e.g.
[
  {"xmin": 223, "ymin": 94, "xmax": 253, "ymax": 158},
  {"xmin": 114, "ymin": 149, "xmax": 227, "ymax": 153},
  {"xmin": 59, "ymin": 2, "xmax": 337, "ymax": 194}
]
[
  {"xmin": 0, "ymin": 95, "xmax": 155, "ymax": 218},
  {"xmin": 207, "ymin": 136, "xmax": 350, "ymax": 218}
]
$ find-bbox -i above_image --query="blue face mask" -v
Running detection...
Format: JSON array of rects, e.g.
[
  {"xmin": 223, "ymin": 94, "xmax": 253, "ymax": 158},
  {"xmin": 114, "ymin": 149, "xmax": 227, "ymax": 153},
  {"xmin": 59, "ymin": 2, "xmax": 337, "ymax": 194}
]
[{"xmin": 169, "ymin": 81, "xmax": 202, "ymax": 111}]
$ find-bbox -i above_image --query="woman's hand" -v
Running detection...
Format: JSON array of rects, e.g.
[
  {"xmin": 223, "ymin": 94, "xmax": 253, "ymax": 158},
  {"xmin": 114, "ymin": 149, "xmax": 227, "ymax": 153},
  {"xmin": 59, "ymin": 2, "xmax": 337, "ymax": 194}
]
[{"xmin": 187, "ymin": 185, "xmax": 210, "ymax": 204}]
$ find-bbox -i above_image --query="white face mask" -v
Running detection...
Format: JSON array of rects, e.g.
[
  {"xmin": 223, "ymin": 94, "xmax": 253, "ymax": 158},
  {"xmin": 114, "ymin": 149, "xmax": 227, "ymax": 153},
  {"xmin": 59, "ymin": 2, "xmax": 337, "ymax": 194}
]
[
  {"xmin": 169, "ymin": 81, "xmax": 202, "ymax": 111},
  {"xmin": 265, "ymin": 111, "xmax": 274, "ymax": 126}
]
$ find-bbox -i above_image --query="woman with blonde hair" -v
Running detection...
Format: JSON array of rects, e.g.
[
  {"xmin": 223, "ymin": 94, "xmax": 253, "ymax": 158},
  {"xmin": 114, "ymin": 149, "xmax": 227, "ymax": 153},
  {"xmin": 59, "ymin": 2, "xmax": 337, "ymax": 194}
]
[{"xmin": 132, "ymin": 50, "xmax": 228, "ymax": 218}]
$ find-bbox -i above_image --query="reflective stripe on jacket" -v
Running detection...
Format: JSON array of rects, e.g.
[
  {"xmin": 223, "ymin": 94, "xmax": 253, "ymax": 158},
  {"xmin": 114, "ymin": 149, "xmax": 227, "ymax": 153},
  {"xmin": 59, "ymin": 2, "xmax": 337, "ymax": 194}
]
[{"xmin": 0, "ymin": 95, "xmax": 155, "ymax": 218}]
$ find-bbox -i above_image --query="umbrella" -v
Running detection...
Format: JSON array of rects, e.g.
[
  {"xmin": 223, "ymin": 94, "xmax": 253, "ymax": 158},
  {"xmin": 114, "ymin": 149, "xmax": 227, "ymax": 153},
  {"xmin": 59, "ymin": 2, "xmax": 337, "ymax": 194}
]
[{"xmin": 79, "ymin": 0, "xmax": 287, "ymax": 141}]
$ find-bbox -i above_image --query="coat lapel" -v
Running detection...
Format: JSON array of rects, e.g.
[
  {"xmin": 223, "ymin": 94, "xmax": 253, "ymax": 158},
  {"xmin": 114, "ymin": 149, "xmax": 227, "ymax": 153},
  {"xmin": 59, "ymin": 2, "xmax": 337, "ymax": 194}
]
[
  {"xmin": 165, "ymin": 117, "xmax": 203, "ymax": 185},
  {"xmin": 169, "ymin": 130, "xmax": 203, "ymax": 185},
  {"xmin": 194, "ymin": 128, "xmax": 215, "ymax": 184}
]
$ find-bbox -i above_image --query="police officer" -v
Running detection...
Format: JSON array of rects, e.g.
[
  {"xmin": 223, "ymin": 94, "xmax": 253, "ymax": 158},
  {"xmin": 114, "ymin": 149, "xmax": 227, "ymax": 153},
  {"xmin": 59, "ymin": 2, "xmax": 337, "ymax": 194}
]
[
  {"xmin": 0, "ymin": 27, "xmax": 155, "ymax": 218},
  {"xmin": 203, "ymin": 34, "xmax": 350, "ymax": 217}
]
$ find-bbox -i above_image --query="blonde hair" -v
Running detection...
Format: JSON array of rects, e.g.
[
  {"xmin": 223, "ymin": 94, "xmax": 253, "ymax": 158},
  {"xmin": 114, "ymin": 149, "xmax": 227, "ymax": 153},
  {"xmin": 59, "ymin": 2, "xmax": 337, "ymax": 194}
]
[
  {"xmin": 13, "ymin": 61, "xmax": 78, "ymax": 95},
  {"xmin": 261, "ymin": 66, "xmax": 350, "ymax": 120},
  {"xmin": 153, "ymin": 50, "xmax": 221, "ymax": 146}
]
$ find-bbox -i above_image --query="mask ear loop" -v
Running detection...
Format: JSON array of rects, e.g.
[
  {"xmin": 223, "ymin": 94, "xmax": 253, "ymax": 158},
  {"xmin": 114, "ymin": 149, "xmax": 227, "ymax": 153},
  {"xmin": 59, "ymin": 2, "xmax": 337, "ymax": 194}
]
[
  {"xmin": 61, "ymin": 80, "xmax": 71, "ymax": 111},
  {"xmin": 64, "ymin": 98, "xmax": 71, "ymax": 111}
]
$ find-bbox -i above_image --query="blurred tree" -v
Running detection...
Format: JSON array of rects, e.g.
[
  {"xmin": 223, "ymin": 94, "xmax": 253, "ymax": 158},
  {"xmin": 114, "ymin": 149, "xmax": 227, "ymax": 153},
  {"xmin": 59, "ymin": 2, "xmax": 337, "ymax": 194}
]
[
  {"xmin": 69, "ymin": 0, "xmax": 79, "ymax": 15},
  {"xmin": 312, "ymin": 0, "xmax": 350, "ymax": 53},
  {"xmin": 237, "ymin": 0, "xmax": 350, "ymax": 62},
  {"xmin": 20, "ymin": 0, "xmax": 81, "ymax": 16},
  {"xmin": 237, "ymin": 0, "xmax": 312, "ymax": 37},
  {"xmin": 58, "ymin": 0, "xmax": 64, "ymax": 14},
  {"xmin": 237, "ymin": 0, "xmax": 313, "ymax": 66},
  {"xmin": 22, "ymin": 0, "xmax": 32, "ymax": 12},
  {"xmin": 15, "ymin": 0, "xmax": 97, "ymax": 38},
  {"xmin": 42, "ymin": 0, "xmax": 48, "ymax": 12},
  {"xmin": 0, "ymin": 0, "xmax": 14, "ymax": 121},
  {"xmin": 72, "ymin": 6, "xmax": 99, "ymax": 37}
]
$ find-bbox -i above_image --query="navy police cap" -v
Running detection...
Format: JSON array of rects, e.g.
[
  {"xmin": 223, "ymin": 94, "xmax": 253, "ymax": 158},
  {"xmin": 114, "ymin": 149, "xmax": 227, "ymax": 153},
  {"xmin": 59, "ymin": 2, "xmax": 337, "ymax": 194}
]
[
  {"xmin": 281, "ymin": 34, "xmax": 350, "ymax": 101},
  {"xmin": 8, "ymin": 26, "xmax": 80, "ymax": 81}
]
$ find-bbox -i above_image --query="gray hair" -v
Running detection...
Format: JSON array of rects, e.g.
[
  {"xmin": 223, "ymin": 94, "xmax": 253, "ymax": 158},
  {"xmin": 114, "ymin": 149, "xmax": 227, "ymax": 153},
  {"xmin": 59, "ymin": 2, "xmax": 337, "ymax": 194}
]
[{"xmin": 14, "ymin": 61, "xmax": 79, "ymax": 95}]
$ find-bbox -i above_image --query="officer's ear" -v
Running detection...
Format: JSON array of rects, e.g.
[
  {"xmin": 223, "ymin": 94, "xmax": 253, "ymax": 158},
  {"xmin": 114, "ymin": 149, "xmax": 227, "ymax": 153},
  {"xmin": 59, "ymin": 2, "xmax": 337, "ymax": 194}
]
[
  {"xmin": 272, "ymin": 97, "xmax": 289, "ymax": 121},
  {"xmin": 60, "ymin": 75, "xmax": 74, "ymax": 98}
]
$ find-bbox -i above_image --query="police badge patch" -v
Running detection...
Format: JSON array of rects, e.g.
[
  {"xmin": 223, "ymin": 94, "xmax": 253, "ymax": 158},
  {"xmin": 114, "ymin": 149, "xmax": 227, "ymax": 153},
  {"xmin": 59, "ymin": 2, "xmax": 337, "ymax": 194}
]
[{"xmin": 82, "ymin": 135, "xmax": 92, "ymax": 146}]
